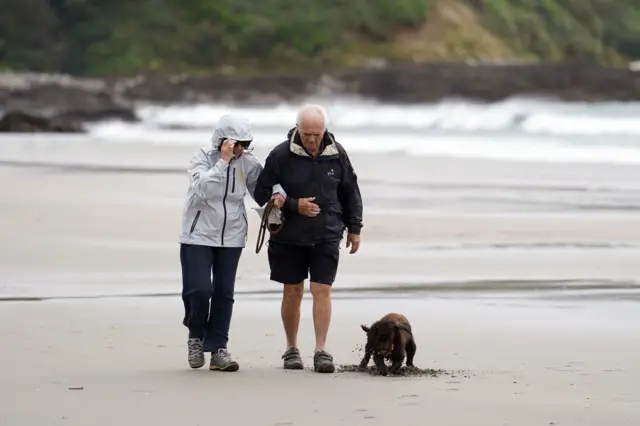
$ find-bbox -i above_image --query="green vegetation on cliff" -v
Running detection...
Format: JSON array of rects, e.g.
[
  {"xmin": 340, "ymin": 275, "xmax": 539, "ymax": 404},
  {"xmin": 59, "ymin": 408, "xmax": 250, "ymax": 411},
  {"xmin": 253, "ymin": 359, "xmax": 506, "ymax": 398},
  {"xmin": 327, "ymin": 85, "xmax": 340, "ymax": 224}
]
[
  {"xmin": 1, "ymin": 0, "xmax": 639, "ymax": 76},
  {"xmin": 478, "ymin": 0, "xmax": 640, "ymax": 65}
]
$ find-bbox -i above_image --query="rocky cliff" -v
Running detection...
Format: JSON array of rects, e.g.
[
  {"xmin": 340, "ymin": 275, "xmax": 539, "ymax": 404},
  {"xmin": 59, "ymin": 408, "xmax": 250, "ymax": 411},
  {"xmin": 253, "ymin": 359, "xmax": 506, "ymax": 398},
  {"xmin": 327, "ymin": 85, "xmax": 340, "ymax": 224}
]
[{"xmin": 2, "ymin": 60, "xmax": 640, "ymax": 131}]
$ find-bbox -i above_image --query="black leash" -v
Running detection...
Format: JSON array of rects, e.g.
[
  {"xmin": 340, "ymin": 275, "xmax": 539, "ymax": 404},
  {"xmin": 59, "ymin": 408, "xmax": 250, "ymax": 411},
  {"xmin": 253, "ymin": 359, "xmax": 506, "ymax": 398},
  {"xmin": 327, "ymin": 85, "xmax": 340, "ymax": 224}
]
[{"xmin": 255, "ymin": 198, "xmax": 284, "ymax": 254}]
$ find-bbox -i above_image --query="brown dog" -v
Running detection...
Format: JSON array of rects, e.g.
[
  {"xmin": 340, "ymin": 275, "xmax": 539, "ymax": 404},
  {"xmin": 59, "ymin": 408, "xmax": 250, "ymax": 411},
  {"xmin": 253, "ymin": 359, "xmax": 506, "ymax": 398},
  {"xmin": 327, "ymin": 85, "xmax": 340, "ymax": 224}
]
[{"xmin": 359, "ymin": 313, "xmax": 416, "ymax": 376}]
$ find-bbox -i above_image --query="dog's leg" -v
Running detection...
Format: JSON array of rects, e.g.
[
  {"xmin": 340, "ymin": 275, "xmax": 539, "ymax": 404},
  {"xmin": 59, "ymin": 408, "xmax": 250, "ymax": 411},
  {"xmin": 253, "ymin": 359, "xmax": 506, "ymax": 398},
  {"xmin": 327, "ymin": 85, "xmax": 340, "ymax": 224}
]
[
  {"xmin": 389, "ymin": 352, "xmax": 404, "ymax": 375},
  {"xmin": 359, "ymin": 344, "xmax": 373, "ymax": 369},
  {"xmin": 406, "ymin": 337, "xmax": 417, "ymax": 367},
  {"xmin": 373, "ymin": 354, "xmax": 388, "ymax": 376},
  {"xmin": 389, "ymin": 360, "xmax": 403, "ymax": 375}
]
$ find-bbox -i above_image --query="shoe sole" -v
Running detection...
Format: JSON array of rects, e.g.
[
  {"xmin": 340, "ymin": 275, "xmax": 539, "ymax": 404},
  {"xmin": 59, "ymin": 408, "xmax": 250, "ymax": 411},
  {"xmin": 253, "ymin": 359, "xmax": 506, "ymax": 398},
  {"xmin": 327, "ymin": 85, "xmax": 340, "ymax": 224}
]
[
  {"xmin": 210, "ymin": 362, "xmax": 240, "ymax": 372},
  {"xmin": 284, "ymin": 363, "xmax": 304, "ymax": 370},
  {"xmin": 189, "ymin": 356, "xmax": 205, "ymax": 369},
  {"xmin": 314, "ymin": 365, "xmax": 335, "ymax": 373}
]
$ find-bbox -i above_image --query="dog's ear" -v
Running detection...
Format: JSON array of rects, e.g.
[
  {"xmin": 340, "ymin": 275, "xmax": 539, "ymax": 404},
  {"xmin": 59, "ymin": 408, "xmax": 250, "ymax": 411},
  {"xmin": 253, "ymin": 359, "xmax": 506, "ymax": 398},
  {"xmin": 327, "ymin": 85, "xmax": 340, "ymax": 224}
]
[{"xmin": 361, "ymin": 324, "xmax": 370, "ymax": 333}]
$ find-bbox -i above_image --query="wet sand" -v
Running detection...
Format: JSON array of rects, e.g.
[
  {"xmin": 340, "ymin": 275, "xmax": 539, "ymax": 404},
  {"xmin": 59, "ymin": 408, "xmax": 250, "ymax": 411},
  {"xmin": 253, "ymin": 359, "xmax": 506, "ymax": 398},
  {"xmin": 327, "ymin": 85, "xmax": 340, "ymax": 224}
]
[
  {"xmin": 1, "ymin": 139, "xmax": 640, "ymax": 425},
  {"xmin": 2, "ymin": 138, "xmax": 640, "ymax": 300},
  {"xmin": 3, "ymin": 163, "xmax": 640, "ymax": 301}
]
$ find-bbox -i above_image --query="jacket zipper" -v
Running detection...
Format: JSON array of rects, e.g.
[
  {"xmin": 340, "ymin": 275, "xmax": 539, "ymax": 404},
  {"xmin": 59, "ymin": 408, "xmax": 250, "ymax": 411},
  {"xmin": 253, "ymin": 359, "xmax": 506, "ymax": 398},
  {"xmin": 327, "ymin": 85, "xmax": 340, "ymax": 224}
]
[
  {"xmin": 242, "ymin": 213, "xmax": 248, "ymax": 241},
  {"xmin": 220, "ymin": 160, "xmax": 232, "ymax": 246},
  {"xmin": 232, "ymin": 168, "xmax": 236, "ymax": 193},
  {"xmin": 190, "ymin": 210, "xmax": 201, "ymax": 233},
  {"xmin": 312, "ymin": 158, "xmax": 321, "ymax": 242}
]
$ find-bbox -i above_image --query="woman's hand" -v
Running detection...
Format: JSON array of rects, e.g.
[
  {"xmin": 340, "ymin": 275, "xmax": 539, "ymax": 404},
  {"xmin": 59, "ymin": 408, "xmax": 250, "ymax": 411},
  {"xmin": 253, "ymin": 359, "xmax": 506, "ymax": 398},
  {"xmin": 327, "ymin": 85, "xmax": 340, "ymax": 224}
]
[{"xmin": 221, "ymin": 139, "xmax": 236, "ymax": 162}]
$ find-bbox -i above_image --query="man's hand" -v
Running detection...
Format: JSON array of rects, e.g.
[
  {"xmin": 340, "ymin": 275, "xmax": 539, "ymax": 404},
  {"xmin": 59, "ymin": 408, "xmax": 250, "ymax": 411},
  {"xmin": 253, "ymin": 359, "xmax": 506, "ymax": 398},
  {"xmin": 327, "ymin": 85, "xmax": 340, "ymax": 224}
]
[
  {"xmin": 346, "ymin": 233, "xmax": 360, "ymax": 254},
  {"xmin": 298, "ymin": 197, "xmax": 320, "ymax": 217},
  {"xmin": 221, "ymin": 139, "xmax": 236, "ymax": 162},
  {"xmin": 271, "ymin": 193, "xmax": 285, "ymax": 208}
]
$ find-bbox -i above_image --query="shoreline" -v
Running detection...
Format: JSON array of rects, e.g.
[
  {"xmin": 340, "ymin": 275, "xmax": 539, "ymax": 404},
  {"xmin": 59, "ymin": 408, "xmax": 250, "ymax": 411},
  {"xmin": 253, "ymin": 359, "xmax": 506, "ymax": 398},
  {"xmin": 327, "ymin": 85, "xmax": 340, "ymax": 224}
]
[{"xmin": 4, "ymin": 132, "xmax": 640, "ymax": 170}]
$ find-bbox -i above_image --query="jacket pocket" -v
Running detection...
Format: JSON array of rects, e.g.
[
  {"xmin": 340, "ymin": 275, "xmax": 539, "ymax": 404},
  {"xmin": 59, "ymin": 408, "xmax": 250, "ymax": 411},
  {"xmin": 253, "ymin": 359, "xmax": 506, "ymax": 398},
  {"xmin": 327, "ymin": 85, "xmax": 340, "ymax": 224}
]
[
  {"xmin": 190, "ymin": 210, "xmax": 201, "ymax": 233},
  {"xmin": 323, "ymin": 211, "xmax": 344, "ymax": 238}
]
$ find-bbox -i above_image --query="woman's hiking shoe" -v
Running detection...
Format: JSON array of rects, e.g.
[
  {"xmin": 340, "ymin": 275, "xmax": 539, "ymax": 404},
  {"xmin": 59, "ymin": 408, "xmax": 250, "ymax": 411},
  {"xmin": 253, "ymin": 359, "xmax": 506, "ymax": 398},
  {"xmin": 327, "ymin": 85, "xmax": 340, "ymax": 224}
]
[
  {"xmin": 313, "ymin": 350, "xmax": 335, "ymax": 373},
  {"xmin": 209, "ymin": 348, "xmax": 240, "ymax": 372},
  {"xmin": 282, "ymin": 347, "xmax": 304, "ymax": 370},
  {"xmin": 187, "ymin": 338, "xmax": 205, "ymax": 369}
]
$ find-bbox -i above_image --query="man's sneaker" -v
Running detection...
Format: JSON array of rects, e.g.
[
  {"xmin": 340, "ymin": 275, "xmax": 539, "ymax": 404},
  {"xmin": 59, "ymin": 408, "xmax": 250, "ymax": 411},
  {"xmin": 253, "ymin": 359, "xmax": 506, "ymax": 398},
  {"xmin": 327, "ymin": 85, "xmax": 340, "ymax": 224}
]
[
  {"xmin": 282, "ymin": 347, "xmax": 304, "ymax": 370},
  {"xmin": 209, "ymin": 348, "xmax": 239, "ymax": 372},
  {"xmin": 313, "ymin": 350, "xmax": 335, "ymax": 373},
  {"xmin": 187, "ymin": 338, "xmax": 205, "ymax": 369}
]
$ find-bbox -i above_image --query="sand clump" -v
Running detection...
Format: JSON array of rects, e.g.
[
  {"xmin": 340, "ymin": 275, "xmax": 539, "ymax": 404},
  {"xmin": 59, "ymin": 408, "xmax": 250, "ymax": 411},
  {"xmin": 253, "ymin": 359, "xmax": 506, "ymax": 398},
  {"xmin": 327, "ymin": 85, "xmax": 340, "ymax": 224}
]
[
  {"xmin": 344, "ymin": 343, "xmax": 473, "ymax": 377},
  {"xmin": 337, "ymin": 364, "xmax": 472, "ymax": 378}
]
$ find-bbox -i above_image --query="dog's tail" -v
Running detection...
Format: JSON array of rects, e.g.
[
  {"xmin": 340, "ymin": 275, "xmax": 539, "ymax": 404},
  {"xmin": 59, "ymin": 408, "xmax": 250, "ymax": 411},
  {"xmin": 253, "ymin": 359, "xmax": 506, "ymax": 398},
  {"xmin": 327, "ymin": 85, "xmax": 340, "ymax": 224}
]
[{"xmin": 360, "ymin": 324, "xmax": 370, "ymax": 333}]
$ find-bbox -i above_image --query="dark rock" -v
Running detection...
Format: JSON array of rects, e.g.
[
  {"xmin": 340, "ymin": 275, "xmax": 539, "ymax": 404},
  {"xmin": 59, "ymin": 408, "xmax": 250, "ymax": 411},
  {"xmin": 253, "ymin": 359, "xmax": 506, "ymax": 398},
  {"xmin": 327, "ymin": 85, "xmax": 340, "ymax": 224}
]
[
  {"xmin": 0, "ymin": 110, "xmax": 84, "ymax": 133},
  {"xmin": 332, "ymin": 60, "xmax": 640, "ymax": 103},
  {"xmin": 3, "ymin": 61, "xmax": 640, "ymax": 119},
  {"xmin": 113, "ymin": 60, "xmax": 640, "ymax": 105},
  {"xmin": 115, "ymin": 72, "xmax": 312, "ymax": 104},
  {"xmin": 5, "ymin": 84, "xmax": 138, "ymax": 121},
  {"xmin": 0, "ymin": 73, "xmax": 138, "ymax": 124}
]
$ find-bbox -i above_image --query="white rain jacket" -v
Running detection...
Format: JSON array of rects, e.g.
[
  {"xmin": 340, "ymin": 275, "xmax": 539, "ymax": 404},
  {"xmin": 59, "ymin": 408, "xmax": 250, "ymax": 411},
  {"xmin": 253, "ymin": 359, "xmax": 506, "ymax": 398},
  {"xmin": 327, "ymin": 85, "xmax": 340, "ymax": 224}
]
[{"xmin": 179, "ymin": 114, "xmax": 284, "ymax": 247}]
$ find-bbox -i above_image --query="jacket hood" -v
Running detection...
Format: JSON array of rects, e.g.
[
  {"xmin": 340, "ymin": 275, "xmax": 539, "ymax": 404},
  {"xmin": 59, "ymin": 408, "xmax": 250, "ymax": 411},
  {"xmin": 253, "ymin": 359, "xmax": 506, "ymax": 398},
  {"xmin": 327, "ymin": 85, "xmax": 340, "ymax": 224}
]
[{"xmin": 210, "ymin": 114, "xmax": 253, "ymax": 150}]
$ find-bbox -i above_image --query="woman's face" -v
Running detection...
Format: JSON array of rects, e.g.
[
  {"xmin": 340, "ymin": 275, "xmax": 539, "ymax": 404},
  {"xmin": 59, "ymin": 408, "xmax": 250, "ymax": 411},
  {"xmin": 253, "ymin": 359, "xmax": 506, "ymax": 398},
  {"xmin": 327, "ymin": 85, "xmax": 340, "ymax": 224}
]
[{"xmin": 233, "ymin": 143, "xmax": 245, "ymax": 157}]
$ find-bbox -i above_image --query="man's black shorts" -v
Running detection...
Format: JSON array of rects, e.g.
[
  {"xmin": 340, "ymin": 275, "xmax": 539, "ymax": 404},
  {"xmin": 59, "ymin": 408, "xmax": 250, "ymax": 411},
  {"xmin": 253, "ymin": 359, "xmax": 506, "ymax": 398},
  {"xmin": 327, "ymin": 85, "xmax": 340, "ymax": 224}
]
[{"xmin": 267, "ymin": 240, "xmax": 340, "ymax": 285}]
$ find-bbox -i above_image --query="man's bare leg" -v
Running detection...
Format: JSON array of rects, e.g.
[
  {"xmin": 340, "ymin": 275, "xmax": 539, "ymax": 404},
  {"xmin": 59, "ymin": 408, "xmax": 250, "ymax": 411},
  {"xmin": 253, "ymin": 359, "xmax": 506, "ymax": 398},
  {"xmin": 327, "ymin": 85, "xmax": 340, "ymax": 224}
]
[
  {"xmin": 281, "ymin": 283, "xmax": 305, "ymax": 369},
  {"xmin": 282, "ymin": 283, "xmax": 304, "ymax": 349},
  {"xmin": 309, "ymin": 282, "xmax": 332, "ymax": 352},
  {"xmin": 310, "ymin": 282, "xmax": 334, "ymax": 372}
]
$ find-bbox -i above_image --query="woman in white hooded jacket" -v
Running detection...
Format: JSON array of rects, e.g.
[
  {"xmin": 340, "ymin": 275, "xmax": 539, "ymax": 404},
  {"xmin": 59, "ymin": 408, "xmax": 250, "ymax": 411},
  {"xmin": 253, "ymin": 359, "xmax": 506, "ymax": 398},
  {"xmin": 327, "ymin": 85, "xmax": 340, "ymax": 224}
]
[{"xmin": 179, "ymin": 114, "xmax": 284, "ymax": 371}]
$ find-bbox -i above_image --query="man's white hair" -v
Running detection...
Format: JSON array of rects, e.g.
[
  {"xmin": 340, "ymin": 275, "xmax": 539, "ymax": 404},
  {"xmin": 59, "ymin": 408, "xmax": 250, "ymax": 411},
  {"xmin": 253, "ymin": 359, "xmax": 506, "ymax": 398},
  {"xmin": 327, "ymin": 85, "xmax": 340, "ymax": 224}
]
[{"xmin": 296, "ymin": 104, "xmax": 329, "ymax": 129}]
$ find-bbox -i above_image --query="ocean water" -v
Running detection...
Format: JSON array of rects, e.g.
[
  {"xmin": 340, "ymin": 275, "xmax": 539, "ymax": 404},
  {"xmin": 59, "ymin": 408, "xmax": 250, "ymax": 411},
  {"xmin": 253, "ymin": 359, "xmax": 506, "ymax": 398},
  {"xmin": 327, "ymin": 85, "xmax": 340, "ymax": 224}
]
[{"xmin": 85, "ymin": 96, "xmax": 640, "ymax": 164}]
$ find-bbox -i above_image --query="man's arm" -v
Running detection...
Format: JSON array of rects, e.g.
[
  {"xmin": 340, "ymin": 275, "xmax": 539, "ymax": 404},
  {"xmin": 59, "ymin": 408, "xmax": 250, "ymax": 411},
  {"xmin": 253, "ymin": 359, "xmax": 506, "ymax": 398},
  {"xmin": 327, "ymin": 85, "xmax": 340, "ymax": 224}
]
[
  {"xmin": 188, "ymin": 148, "xmax": 229, "ymax": 201},
  {"xmin": 338, "ymin": 150, "xmax": 363, "ymax": 235},
  {"xmin": 254, "ymin": 150, "xmax": 297, "ymax": 213},
  {"xmin": 245, "ymin": 155, "xmax": 286, "ymax": 204}
]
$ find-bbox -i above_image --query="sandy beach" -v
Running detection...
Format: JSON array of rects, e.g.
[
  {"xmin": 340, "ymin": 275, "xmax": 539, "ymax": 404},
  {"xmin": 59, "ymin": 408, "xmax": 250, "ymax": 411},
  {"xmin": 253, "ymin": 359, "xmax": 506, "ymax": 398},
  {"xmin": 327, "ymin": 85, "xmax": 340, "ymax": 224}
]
[
  {"xmin": 1, "ymin": 138, "xmax": 640, "ymax": 425},
  {"xmin": 2, "ymin": 297, "xmax": 639, "ymax": 426}
]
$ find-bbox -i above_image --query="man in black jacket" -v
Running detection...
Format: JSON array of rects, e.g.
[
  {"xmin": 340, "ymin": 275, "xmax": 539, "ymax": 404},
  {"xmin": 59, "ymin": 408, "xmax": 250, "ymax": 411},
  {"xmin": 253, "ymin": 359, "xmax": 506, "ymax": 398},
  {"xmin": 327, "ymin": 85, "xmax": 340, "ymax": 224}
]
[{"xmin": 254, "ymin": 104, "xmax": 363, "ymax": 373}]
